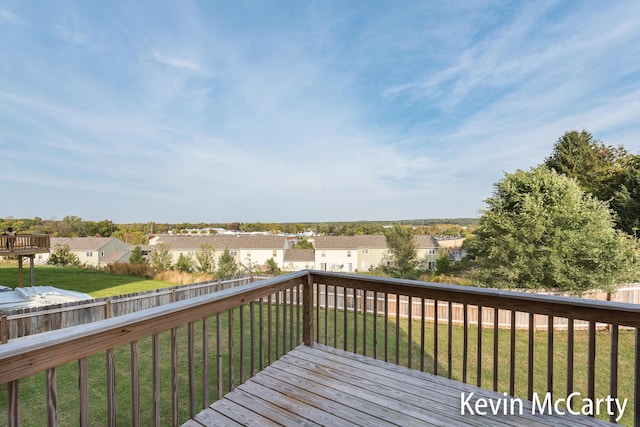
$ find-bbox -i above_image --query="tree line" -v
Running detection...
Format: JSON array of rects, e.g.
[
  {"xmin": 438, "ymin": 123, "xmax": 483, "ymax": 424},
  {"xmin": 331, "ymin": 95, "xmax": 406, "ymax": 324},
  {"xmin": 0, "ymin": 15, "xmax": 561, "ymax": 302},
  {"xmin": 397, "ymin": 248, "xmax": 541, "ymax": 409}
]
[{"xmin": 0, "ymin": 216, "xmax": 475, "ymax": 245}]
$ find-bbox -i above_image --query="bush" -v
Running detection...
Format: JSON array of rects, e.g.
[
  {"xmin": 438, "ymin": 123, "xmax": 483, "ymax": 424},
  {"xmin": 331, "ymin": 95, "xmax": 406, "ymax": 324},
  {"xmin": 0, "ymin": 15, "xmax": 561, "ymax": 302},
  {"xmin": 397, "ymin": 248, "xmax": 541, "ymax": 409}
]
[{"xmin": 106, "ymin": 262, "xmax": 155, "ymax": 278}]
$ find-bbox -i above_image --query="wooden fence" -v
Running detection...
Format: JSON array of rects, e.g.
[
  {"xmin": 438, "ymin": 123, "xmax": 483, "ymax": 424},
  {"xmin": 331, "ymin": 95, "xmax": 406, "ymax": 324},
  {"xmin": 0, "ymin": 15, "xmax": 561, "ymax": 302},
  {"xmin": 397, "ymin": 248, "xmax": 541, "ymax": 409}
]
[{"xmin": 0, "ymin": 276, "xmax": 260, "ymax": 342}]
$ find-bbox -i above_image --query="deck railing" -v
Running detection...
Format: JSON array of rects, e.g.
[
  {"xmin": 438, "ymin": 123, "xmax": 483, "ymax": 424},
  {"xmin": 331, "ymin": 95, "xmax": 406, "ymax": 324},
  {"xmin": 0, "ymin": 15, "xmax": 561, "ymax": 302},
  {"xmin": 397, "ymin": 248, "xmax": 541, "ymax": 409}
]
[
  {"xmin": 1, "ymin": 270, "xmax": 639, "ymax": 426},
  {"xmin": 0, "ymin": 234, "xmax": 50, "ymax": 254}
]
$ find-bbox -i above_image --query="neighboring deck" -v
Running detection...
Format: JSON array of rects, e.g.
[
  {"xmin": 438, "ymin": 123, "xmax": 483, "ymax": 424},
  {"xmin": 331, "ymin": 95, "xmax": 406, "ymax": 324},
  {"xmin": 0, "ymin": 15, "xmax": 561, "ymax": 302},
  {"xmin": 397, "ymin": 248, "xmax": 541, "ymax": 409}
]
[
  {"xmin": 185, "ymin": 344, "xmax": 614, "ymax": 427},
  {"xmin": 0, "ymin": 234, "xmax": 50, "ymax": 256}
]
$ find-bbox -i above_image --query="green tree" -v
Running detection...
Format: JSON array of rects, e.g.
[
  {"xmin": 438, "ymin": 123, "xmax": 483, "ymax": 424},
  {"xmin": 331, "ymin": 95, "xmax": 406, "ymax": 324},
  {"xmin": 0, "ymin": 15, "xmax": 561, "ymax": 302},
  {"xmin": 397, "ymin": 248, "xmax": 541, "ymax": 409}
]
[
  {"xmin": 216, "ymin": 249, "xmax": 239, "ymax": 279},
  {"xmin": 264, "ymin": 258, "xmax": 281, "ymax": 276},
  {"xmin": 176, "ymin": 253, "xmax": 194, "ymax": 273},
  {"xmin": 48, "ymin": 244, "xmax": 80, "ymax": 267},
  {"xmin": 544, "ymin": 130, "xmax": 628, "ymax": 202},
  {"xmin": 195, "ymin": 243, "xmax": 216, "ymax": 273},
  {"xmin": 383, "ymin": 225, "xmax": 418, "ymax": 279},
  {"xmin": 292, "ymin": 237, "xmax": 313, "ymax": 249},
  {"xmin": 129, "ymin": 246, "xmax": 146, "ymax": 264},
  {"xmin": 468, "ymin": 167, "xmax": 639, "ymax": 293},
  {"xmin": 150, "ymin": 243, "xmax": 173, "ymax": 271},
  {"xmin": 612, "ymin": 154, "xmax": 640, "ymax": 237},
  {"xmin": 435, "ymin": 250, "xmax": 451, "ymax": 274}
]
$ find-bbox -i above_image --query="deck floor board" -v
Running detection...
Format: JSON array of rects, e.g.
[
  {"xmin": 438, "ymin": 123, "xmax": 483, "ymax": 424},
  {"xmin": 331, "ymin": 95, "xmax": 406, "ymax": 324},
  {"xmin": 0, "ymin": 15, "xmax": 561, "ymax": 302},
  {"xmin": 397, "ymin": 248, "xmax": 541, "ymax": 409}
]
[{"xmin": 186, "ymin": 344, "xmax": 616, "ymax": 427}]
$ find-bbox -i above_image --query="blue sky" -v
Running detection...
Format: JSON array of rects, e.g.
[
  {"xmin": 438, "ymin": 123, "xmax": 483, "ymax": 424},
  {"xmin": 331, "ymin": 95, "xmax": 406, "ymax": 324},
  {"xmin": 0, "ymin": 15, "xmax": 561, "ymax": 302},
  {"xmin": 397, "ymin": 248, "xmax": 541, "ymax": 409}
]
[{"xmin": 2, "ymin": 1, "xmax": 640, "ymax": 224}]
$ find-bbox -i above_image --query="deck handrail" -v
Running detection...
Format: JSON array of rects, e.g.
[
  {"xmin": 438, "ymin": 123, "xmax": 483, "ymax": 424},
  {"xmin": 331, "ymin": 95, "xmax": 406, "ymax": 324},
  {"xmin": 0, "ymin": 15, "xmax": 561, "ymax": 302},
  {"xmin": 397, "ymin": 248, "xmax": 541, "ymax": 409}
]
[
  {"xmin": 1, "ymin": 270, "xmax": 639, "ymax": 426},
  {"xmin": 0, "ymin": 234, "xmax": 50, "ymax": 253}
]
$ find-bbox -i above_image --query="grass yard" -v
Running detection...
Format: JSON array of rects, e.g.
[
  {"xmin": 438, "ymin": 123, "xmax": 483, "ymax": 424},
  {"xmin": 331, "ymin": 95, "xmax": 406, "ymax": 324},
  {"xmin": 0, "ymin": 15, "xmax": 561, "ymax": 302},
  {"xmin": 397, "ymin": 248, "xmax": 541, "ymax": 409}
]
[{"xmin": 0, "ymin": 265, "xmax": 173, "ymax": 297}]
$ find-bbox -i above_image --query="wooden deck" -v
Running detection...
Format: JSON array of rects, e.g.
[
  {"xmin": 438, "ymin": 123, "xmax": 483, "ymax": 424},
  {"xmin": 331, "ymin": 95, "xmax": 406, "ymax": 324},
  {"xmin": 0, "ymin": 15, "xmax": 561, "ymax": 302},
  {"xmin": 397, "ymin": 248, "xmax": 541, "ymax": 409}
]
[{"xmin": 184, "ymin": 344, "xmax": 615, "ymax": 427}]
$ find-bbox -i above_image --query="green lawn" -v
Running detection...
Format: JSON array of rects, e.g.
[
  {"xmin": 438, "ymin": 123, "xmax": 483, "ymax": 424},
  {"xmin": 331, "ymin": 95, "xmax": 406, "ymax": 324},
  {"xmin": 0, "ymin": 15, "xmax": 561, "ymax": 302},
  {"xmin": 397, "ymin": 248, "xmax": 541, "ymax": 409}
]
[{"xmin": 0, "ymin": 265, "xmax": 173, "ymax": 297}]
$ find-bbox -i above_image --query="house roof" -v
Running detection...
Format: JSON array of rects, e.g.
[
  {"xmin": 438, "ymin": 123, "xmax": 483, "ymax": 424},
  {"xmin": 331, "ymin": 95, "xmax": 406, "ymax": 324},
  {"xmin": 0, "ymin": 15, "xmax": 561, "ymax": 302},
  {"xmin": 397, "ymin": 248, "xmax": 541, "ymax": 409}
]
[
  {"xmin": 154, "ymin": 235, "xmax": 287, "ymax": 250},
  {"xmin": 51, "ymin": 237, "xmax": 120, "ymax": 251},
  {"xmin": 284, "ymin": 249, "xmax": 315, "ymax": 262},
  {"xmin": 314, "ymin": 235, "xmax": 439, "ymax": 250},
  {"xmin": 101, "ymin": 250, "xmax": 129, "ymax": 265},
  {"xmin": 313, "ymin": 235, "xmax": 387, "ymax": 250}
]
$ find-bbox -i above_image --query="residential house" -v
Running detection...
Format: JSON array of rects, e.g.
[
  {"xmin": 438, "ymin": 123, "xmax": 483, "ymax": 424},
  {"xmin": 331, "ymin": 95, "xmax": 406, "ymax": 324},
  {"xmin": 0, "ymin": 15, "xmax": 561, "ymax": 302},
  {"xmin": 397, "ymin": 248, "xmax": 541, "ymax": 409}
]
[
  {"xmin": 152, "ymin": 235, "xmax": 289, "ymax": 271},
  {"xmin": 283, "ymin": 249, "xmax": 315, "ymax": 272},
  {"xmin": 314, "ymin": 235, "xmax": 388, "ymax": 272},
  {"xmin": 314, "ymin": 234, "xmax": 440, "ymax": 272},
  {"xmin": 45, "ymin": 237, "xmax": 130, "ymax": 267}
]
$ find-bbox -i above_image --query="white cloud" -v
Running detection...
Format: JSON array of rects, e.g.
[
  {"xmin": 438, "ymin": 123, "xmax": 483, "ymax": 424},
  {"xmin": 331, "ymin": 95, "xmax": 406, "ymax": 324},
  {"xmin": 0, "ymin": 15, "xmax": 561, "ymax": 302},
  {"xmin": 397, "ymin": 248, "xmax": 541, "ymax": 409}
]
[{"xmin": 152, "ymin": 50, "xmax": 201, "ymax": 71}]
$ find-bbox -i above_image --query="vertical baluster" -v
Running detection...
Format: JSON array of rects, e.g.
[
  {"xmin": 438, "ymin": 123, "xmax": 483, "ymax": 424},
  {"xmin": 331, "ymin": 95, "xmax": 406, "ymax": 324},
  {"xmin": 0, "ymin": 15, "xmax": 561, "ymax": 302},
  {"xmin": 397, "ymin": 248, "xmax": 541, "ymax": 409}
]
[
  {"xmin": 315, "ymin": 284, "xmax": 320, "ymax": 343},
  {"xmin": 343, "ymin": 287, "xmax": 348, "ymax": 352},
  {"xmin": 354, "ymin": 288, "xmax": 358, "ymax": 354},
  {"xmin": 296, "ymin": 284, "xmax": 301, "ymax": 345},
  {"xmin": 384, "ymin": 292, "xmax": 389, "ymax": 363},
  {"xmin": 395, "ymin": 294, "xmax": 400, "ymax": 365},
  {"xmin": 202, "ymin": 318, "xmax": 209, "ymax": 408},
  {"xmin": 290, "ymin": 287, "xmax": 294, "ymax": 351},
  {"xmin": 407, "ymin": 296, "xmax": 412, "ymax": 369},
  {"xmin": 275, "ymin": 292, "xmax": 280, "ymax": 358},
  {"xmin": 547, "ymin": 316, "xmax": 553, "ymax": 395},
  {"xmin": 216, "ymin": 314, "xmax": 222, "ymax": 399},
  {"xmin": 373, "ymin": 291, "xmax": 378, "ymax": 360},
  {"xmin": 324, "ymin": 283, "xmax": 329, "ymax": 345},
  {"xmin": 152, "ymin": 334, "xmax": 160, "ymax": 426},
  {"xmin": 46, "ymin": 367, "xmax": 57, "ymax": 427},
  {"xmin": 107, "ymin": 348, "xmax": 116, "ymax": 427},
  {"xmin": 8, "ymin": 380, "xmax": 19, "ymax": 427},
  {"xmin": 567, "ymin": 318, "xmax": 574, "ymax": 397},
  {"xmin": 510, "ymin": 311, "xmax": 516, "ymax": 396},
  {"xmin": 634, "ymin": 328, "xmax": 640, "ymax": 427},
  {"xmin": 587, "ymin": 320, "xmax": 596, "ymax": 407},
  {"xmin": 434, "ymin": 299, "xmax": 439, "ymax": 376},
  {"xmin": 493, "ymin": 308, "xmax": 499, "ymax": 392},
  {"xmin": 282, "ymin": 291, "xmax": 287, "ymax": 356},
  {"xmin": 171, "ymin": 328, "xmax": 178, "ymax": 427},
  {"xmin": 334, "ymin": 285, "xmax": 338, "ymax": 349},
  {"xmin": 259, "ymin": 299, "xmax": 264, "ymax": 371},
  {"xmin": 477, "ymin": 306, "xmax": 482, "ymax": 387},
  {"xmin": 363, "ymin": 290, "xmax": 368, "ymax": 357},
  {"xmin": 268, "ymin": 295, "xmax": 273, "ymax": 365},
  {"xmin": 131, "ymin": 341, "xmax": 140, "ymax": 427},
  {"xmin": 420, "ymin": 298, "xmax": 425, "ymax": 372},
  {"xmin": 448, "ymin": 301, "xmax": 453, "ymax": 380},
  {"xmin": 228, "ymin": 309, "xmax": 234, "ymax": 391},
  {"xmin": 528, "ymin": 313, "xmax": 534, "ymax": 401},
  {"xmin": 79, "ymin": 358, "xmax": 88, "ymax": 427},
  {"xmin": 610, "ymin": 324, "xmax": 619, "ymax": 423},
  {"xmin": 240, "ymin": 305, "xmax": 245, "ymax": 384},
  {"xmin": 188, "ymin": 322, "xmax": 195, "ymax": 418},
  {"xmin": 250, "ymin": 302, "xmax": 256, "ymax": 375},
  {"xmin": 462, "ymin": 303, "xmax": 468, "ymax": 383}
]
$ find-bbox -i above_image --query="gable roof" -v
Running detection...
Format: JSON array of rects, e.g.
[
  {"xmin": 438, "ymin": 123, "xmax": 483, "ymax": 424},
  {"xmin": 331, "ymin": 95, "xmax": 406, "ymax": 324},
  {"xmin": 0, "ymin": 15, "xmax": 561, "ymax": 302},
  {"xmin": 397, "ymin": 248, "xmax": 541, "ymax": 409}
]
[
  {"xmin": 314, "ymin": 235, "xmax": 387, "ymax": 250},
  {"xmin": 52, "ymin": 237, "xmax": 121, "ymax": 251},
  {"xmin": 154, "ymin": 235, "xmax": 287, "ymax": 250},
  {"xmin": 284, "ymin": 249, "xmax": 315, "ymax": 262}
]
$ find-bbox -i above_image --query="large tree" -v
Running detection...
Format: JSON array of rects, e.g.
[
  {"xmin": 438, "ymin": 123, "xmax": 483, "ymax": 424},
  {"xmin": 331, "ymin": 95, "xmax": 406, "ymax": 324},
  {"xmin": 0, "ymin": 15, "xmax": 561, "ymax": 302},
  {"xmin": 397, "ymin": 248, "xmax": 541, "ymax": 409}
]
[
  {"xmin": 544, "ymin": 130, "xmax": 628, "ymax": 202},
  {"xmin": 383, "ymin": 224, "xmax": 418, "ymax": 279},
  {"xmin": 468, "ymin": 167, "xmax": 638, "ymax": 293}
]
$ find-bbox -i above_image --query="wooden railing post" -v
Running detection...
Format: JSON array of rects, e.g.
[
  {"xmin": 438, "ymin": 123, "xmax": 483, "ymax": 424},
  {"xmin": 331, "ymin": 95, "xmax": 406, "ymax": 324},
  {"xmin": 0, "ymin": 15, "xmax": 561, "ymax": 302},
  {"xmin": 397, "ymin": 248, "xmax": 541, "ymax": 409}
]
[{"xmin": 303, "ymin": 272, "xmax": 313, "ymax": 346}]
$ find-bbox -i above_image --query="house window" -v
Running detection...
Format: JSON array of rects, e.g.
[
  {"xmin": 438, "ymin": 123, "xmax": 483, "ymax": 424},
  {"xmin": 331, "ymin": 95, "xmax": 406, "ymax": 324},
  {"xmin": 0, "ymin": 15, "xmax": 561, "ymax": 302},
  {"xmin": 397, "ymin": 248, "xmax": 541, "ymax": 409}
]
[
  {"xmin": 86, "ymin": 252, "xmax": 93, "ymax": 257},
  {"xmin": 100, "ymin": 251, "xmax": 105, "ymax": 257},
  {"xmin": 347, "ymin": 250, "xmax": 351, "ymax": 257},
  {"xmin": 230, "ymin": 251, "xmax": 237, "ymax": 256},
  {"xmin": 362, "ymin": 248, "xmax": 368, "ymax": 254},
  {"xmin": 272, "ymin": 250, "xmax": 277, "ymax": 257},
  {"xmin": 321, "ymin": 251, "xmax": 326, "ymax": 257},
  {"xmin": 247, "ymin": 251, "xmax": 251, "ymax": 257}
]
